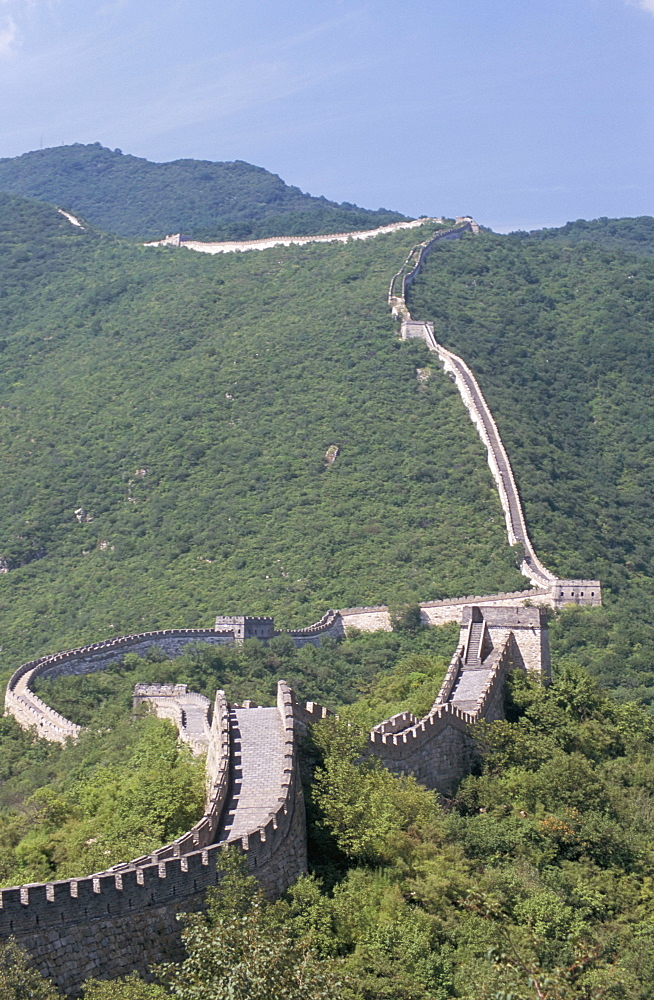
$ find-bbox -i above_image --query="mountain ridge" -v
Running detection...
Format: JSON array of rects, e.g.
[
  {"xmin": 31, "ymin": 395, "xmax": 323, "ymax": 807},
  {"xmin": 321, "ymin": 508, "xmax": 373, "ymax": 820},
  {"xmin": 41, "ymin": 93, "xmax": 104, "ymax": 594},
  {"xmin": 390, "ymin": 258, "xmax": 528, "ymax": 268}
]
[{"xmin": 0, "ymin": 143, "xmax": 407, "ymax": 241}]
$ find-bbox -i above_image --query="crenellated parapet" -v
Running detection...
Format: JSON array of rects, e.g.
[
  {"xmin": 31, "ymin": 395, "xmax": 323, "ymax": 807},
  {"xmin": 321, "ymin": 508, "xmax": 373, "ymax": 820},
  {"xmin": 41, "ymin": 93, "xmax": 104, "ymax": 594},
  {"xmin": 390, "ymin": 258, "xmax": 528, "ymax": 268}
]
[
  {"xmin": 133, "ymin": 683, "xmax": 212, "ymax": 756},
  {"xmin": 394, "ymin": 224, "xmax": 601, "ymax": 605},
  {"xmin": 283, "ymin": 609, "xmax": 344, "ymax": 644},
  {"xmin": 0, "ymin": 600, "xmax": 548, "ymax": 993},
  {"xmin": 369, "ymin": 630, "xmax": 516, "ymax": 791},
  {"xmin": 0, "ymin": 680, "xmax": 309, "ymax": 992},
  {"xmin": 5, "ymin": 628, "xmax": 237, "ymax": 744}
]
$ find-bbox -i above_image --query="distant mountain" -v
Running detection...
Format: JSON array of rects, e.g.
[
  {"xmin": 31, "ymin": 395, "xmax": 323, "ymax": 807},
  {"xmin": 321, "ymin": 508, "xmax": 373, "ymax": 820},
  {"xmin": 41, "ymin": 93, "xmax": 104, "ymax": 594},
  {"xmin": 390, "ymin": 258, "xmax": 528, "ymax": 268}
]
[
  {"xmin": 514, "ymin": 215, "xmax": 654, "ymax": 256},
  {"xmin": 0, "ymin": 143, "xmax": 407, "ymax": 241}
]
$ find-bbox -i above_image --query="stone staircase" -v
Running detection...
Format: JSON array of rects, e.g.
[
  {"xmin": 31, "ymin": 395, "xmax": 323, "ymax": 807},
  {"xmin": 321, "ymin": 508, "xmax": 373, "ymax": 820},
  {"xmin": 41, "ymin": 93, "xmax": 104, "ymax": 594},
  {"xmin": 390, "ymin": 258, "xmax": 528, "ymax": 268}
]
[
  {"xmin": 450, "ymin": 619, "xmax": 494, "ymax": 713},
  {"xmin": 465, "ymin": 621, "xmax": 484, "ymax": 664}
]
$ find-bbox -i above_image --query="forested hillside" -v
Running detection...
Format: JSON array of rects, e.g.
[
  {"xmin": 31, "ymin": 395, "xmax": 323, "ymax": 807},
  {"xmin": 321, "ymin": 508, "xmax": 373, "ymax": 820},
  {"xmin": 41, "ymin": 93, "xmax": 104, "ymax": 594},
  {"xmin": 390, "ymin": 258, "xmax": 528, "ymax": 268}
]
[
  {"xmin": 0, "ymin": 194, "xmax": 523, "ymax": 677},
  {"xmin": 410, "ymin": 224, "xmax": 654, "ymax": 701},
  {"xmin": 521, "ymin": 214, "xmax": 654, "ymax": 256},
  {"xmin": 0, "ymin": 144, "xmax": 406, "ymax": 241}
]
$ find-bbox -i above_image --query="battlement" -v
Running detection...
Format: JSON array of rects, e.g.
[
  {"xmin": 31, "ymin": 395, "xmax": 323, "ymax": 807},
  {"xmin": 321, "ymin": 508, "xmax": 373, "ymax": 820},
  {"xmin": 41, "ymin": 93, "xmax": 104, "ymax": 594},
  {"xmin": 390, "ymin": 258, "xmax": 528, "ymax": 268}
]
[
  {"xmin": 284, "ymin": 609, "xmax": 344, "ymax": 643},
  {"xmin": 0, "ymin": 600, "xmax": 547, "ymax": 992},
  {"xmin": 369, "ymin": 633, "xmax": 516, "ymax": 790},
  {"xmin": 0, "ymin": 217, "xmax": 601, "ymax": 990},
  {"xmin": 0, "ymin": 680, "xmax": 307, "ymax": 991}
]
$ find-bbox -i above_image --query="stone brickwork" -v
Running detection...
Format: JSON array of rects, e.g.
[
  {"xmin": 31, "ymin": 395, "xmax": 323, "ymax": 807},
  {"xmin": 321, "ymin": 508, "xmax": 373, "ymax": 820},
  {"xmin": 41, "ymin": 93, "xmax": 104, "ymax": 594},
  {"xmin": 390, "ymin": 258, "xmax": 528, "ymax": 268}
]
[
  {"xmin": 214, "ymin": 615, "xmax": 276, "ymax": 641},
  {"xmin": 5, "ymin": 629, "xmax": 237, "ymax": 744},
  {"xmin": 393, "ymin": 227, "xmax": 601, "ymax": 606},
  {"xmin": 0, "ymin": 598, "xmax": 549, "ymax": 993},
  {"xmin": 133, "ymin": 684, "xmax": 212, "ymax": 756},
  {"xmin": 551, "ymin": 580, "xmax": 602, "ymax": 607},
  {"xmin": 368, "ymin": 605, "xmax": 548, "ymax": 791},
  {"xmin": 387, "ymin": 220, "xmax": 475, "ymax": 321},
  {"xmin": 0, "ymin": 681, "xmax": 306, "ymax": 993},
  {"xmin": 458, "ymin": 606, "xmax": 551, "ymax": 680}
]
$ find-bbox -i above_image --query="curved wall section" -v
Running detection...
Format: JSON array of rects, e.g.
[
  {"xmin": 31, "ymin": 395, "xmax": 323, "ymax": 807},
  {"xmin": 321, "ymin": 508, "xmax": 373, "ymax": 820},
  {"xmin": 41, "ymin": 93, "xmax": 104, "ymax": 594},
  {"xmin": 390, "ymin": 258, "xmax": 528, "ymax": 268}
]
[
  {"xmin": 0, "ymin": 681, "xmax": 307, "ymax": 994},
  {"xmin": 5, "ymin": 628, "xmax": 236, "ymax": 744}
]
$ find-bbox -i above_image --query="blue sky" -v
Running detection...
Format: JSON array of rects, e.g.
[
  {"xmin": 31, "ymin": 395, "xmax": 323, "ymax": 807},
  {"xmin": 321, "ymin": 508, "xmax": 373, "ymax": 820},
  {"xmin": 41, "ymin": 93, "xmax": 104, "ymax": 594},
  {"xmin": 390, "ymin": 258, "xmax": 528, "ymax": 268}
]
[{"xmin": 0, "ymin": 0, "xmax": 652, "ymax": 231}]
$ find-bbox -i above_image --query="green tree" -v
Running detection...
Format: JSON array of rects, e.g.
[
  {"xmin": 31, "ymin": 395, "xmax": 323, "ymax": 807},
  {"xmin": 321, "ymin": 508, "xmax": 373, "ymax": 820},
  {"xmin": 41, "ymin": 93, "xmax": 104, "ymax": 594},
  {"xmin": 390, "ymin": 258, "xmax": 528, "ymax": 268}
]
[
  {"xmin": 158, "ymin": 851, "xmax": 348, "ymax": 1000},
  {"xmin": 389, "ymin": 603, "xmax": 423, "ymax": 634},
  {"xmin": 0, "ymin": 938, "xmax": 59, "ymax": 1000},
  {"xmin": 311, "ymin": 717, "xmax": 444, "ymax": 866},
  {"xmin": 82, "ymin": 973, "xmax": 167, "ymax": 999}
]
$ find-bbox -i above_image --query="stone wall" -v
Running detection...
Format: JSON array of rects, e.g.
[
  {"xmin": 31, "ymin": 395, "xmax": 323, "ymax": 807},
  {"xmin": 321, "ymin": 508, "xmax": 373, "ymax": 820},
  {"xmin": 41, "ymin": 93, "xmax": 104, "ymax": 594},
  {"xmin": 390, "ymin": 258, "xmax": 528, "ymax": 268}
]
[
  {"xmin": 393, "ymin": 234, "xmax": 602, "ymax": 607},
  {"xmin": 551, "ymin": 579, "xmax": 602, "ymax": 607},
  {"xmin": 0, "ymin": 217, "xmax": 600, "ymax": 991},
  {"xmin": 338, "ymin": 588, "xmax": 557, "ymax": 634},
  {"xmin": 459, "ymin": 605, "xmax": 551, "ymax": 680},
  {"xmin": 5, "ymin": 629, "xmax": 237, "ymax": 744},
  {"xmin": 0, "ymin": 604, "xmax": 548, "ymax": 992},
  {"xmin": 387, "ymin": 220, "xmax": 474, "ymax": 312},
  {"xmin": 369, "ymin": 634, "xmax": 516, "ymax": 792},
  {"xmin": 133, "ymin": 683, "xmax": 211, "ymax": 756},
  {"xmin": 145, "ymin": 217, "xmax": 431, "ymax": 255},
  {"xmin": 0, "ymin": 682, "xmax": 307, "ymax": 994}
]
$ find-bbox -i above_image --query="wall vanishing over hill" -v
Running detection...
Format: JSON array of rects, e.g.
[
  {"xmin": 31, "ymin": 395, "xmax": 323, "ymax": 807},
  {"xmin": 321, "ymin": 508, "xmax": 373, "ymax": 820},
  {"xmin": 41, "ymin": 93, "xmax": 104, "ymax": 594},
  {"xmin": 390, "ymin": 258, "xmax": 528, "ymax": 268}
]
[
  {"xmin": 145, "ymin": 217, "xmax": 435, "ymax": 254},
  {"xmin": 388, "ymin": 220, "xmax": 601, "ymax": 602},
  {"xmin": 0, "ymin": 213, "xmax": 604, "ymax": 992},
  {"xmin": 0, "ymin": 143, "xmax": 407, "ymax": 240}
]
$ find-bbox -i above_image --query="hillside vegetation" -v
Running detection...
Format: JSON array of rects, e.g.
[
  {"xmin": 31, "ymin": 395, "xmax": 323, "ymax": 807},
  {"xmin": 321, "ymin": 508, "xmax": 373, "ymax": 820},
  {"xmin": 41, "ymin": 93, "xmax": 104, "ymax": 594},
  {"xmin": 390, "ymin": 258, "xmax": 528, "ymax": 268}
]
[
  {"xmin": 11, "ymin": 664, "xmax": 654, "ymax": 1000},
  {"xmin": 0, "ymin": 194, "xmax": 524, "ymax": 678},
  {"xmin": 2, "ymin": 189, "xmax": 654, "ymax": 998},
  {"xmin": 0, "ymin": 622, "xmax": 457, "ymax": 887},
  {"xmin": 520, "ymin": 214, "xmax": 654, "ymax": 256},
  {"xmin": 0, "ymin": 144, "xmax": 406, "ymax": 241},
  {"xmin": 410, "ymin": 224, "xmax": 654, "ymax": 701}
]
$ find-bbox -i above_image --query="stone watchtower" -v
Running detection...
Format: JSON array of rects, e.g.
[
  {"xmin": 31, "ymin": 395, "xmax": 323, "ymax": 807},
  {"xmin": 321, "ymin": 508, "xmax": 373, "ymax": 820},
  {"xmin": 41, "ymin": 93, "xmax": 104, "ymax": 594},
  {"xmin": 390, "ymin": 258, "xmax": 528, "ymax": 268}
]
[
  {"xmin": 459, "ymin": 605, "xmax": 551, "ymax": 680},
  {"xmin": 214, "ymin": 615, "xmax": 276, "ymax": 643}
]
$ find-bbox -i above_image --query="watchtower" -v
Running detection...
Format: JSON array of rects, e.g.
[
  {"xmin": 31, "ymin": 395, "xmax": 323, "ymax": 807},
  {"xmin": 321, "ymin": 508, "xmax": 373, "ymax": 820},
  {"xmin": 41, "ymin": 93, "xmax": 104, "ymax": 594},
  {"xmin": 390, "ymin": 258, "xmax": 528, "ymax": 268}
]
[{"xmin": 214, "ymin": 615, "xmax": 276, "ymax": 642}]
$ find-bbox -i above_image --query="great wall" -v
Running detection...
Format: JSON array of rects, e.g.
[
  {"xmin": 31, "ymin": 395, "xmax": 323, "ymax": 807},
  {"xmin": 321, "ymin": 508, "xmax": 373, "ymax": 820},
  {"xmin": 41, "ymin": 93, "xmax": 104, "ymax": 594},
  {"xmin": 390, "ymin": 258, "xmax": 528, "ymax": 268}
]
[{"xmin": 1, "ymin": 217, "xmax": 602, "ymax": 993}]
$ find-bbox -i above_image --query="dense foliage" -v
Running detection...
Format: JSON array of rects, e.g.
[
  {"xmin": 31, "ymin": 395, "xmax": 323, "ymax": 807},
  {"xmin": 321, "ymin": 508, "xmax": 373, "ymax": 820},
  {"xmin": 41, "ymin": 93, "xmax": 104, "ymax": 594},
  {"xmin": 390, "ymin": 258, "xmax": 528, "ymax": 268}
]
[
  {"xmin": 17, "ymin": 665, "xmax": 650, "ymax": 999},
  {"xmin": 1, "ymin": 195, "xmax": 654, "ymax": 995},
  {"xmin": 410, "ymin": 226, "xmax": 654, "ymax": 700},
  {"xmin": 0, "ymin": 712, "xmax": 204, "ymax": 886},
  {"xmin": 0, "ymin": 196, "xmax": 523, "ymax": 679},
  {"xmin": 0, "ymin": 622, "xmax": 452, "ymax": 886},
  {"xmin": 0, "ymin": 144, "xmax": 406, "ymax": 240},
  {"xmin": 295, "ymin": 667, "xmax": 654, "ymax": 998},
  {"xmin": 520, "ymin": 215, "xmax": 654, "ymax": 256}
]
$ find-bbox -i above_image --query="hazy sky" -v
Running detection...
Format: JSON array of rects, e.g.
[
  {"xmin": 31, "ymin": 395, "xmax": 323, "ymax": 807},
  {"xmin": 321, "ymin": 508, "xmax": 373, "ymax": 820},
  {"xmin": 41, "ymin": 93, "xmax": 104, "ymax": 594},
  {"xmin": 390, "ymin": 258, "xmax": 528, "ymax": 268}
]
[{"xmin": 0, "ymin": 0, "xmax": 652, "ymax": 231}]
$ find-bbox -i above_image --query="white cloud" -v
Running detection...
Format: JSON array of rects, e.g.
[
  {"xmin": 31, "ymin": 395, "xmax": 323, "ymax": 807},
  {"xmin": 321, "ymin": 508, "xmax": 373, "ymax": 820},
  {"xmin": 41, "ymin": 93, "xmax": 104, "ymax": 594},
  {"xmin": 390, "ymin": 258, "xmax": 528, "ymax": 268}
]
[
  {"xmin": 629, "ymin": 0, "xmax": 654, "ymax": 13},
  {"xmin": 0, "ymin": 15, "xmax": 17, "ymax": 56}
]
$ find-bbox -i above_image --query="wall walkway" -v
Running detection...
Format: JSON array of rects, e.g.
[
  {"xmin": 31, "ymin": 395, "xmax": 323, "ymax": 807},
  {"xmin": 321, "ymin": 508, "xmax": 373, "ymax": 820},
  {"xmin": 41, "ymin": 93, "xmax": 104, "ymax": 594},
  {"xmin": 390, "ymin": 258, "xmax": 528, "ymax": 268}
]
[{"xmin": 0, "ymin": 680, "xmax": 306, "ymax": 993}]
